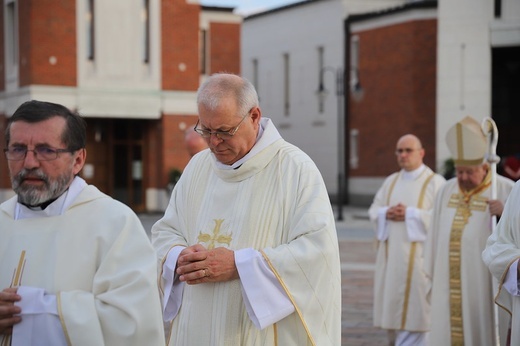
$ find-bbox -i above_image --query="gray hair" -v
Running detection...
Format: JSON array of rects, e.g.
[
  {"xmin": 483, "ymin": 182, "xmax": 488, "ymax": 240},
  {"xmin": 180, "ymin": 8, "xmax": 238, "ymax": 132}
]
[
  {"xmin": 6, "ymin": 100, "xmax": 86, "ymax": 150},
  {"xmin": 197, "ymin": 73, "xmax": 259, "ymax": 117}
]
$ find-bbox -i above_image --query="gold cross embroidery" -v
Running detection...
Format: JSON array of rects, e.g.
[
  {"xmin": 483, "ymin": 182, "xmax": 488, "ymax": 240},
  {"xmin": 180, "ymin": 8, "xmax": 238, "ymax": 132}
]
[{"xmin": 198, "ymin": 219, "xmax": 233, "ymax": 250}]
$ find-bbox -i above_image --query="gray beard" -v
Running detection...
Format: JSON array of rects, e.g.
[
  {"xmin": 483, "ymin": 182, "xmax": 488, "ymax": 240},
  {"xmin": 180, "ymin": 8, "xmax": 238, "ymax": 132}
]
[{"xmin": 12, "ymin": 168, "xmax": 72, "ymax": 207}]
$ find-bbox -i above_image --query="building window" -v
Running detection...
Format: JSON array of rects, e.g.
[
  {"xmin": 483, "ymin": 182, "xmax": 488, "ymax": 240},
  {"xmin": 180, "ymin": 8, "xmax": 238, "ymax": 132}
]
[
  {"xmin": 199, "ymin": 29, "xmax": 207, "ymax": 75},
  {"xmin": 283, "ymin": 53, "xmax": 290, "ymax": 116},
  {"xmin": 252, "ymin": 58, "xmax": 259, "ymax": 98},
  {"xmin": 350, "ymin": 129, "xmax": 359, "ymax": 169},
  {"xmin": 494, "ymin": 0, "xmax": 502, "ymax": 18},
  {"xmin": 5, "ymin": 0, "xmax": 18, "ymax": 71},
  {"xmin": 142, "ymin": 0, "xmax": 150, "ymax": 63},
  {"xmin": 86, "ymin": 0, "xmax": 95, "ymax": 60},
  {"xmin": 350, "ymin": 35, "xmax": 360, "ymax": 93},
  {"xmin": 317, "ymin": 46, "xmax": 325, "ymax": 113}
]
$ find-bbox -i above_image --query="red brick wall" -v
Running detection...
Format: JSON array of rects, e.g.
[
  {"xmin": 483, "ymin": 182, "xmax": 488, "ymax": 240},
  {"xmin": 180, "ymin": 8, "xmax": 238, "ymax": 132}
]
[
  {"xmin": 161, "ymin": 114, "xmax": 199, "ymax": 187},
  {"xmin": 161, "ymin": 0, "xmax": 200, "ymax": 91},
  {"xmin": 349, "ymin": 19, "xmax": 437, "ymax": 177},
  {"xmin": 18, "ymin": 0, "xmax": 76, "ymax": 87},
  {"xmin": 0, "ymin": 4, "xmax": 4, "ymax": 91},
  {"xmin": 209, "ymin": 22, "xmax": 240, "ymax": 75}
]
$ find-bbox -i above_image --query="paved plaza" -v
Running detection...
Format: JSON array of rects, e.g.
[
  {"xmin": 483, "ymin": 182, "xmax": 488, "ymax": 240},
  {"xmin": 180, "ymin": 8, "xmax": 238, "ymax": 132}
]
[
  {"xmin": 139, "ymin": 205, "xmax": 387, "ymax": 345},
  {"xmin": 335, "ymin": 207, "xmax": 388, "ymax": 345}
]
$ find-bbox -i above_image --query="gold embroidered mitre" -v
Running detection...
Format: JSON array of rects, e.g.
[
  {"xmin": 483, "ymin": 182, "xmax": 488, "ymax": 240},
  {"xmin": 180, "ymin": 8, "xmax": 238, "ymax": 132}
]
[{"xmin": 446, "ymin": 116, "xmax": 487, "ymax": 166}]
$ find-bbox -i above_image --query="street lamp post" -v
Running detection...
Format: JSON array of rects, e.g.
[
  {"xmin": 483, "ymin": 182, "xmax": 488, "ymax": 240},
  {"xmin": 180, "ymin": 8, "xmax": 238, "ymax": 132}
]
[{"xmin": 317, "ymin": 67, "xmax": 346, "ymax": 221}]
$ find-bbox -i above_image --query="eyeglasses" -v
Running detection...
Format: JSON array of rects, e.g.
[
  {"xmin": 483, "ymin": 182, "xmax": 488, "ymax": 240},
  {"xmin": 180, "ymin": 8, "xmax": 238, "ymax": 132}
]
[
  {"xmin": 395, "ymin": 148, "xmax": 420, "ymax": 155},
  {"xmin": 194, "ymin": 109, "xmax": 252, "ymax": 140},
  {"xmin": 4, "ymin": 146, "xmax": 77, "ymax": 161}
]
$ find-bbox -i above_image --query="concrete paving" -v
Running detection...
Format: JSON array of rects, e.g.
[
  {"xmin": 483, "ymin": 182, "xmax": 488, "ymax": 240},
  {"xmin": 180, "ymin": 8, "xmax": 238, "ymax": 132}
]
[{"xmin": 138, "ymin": 205, "xmax": 388, "ymax": 345}]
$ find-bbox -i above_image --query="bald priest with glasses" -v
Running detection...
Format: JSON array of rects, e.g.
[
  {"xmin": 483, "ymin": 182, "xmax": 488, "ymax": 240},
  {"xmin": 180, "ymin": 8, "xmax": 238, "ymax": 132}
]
[
  {"xmin": 152, "ymin": 73, "xmax": 341, "ymax": 345},
  {"xmin": 368, "ymin": 134, "xmax": 445, "ymax": 346},
  {"xmin": 0, "ymin": 100, "xmax": 165, "ymax": 345}
]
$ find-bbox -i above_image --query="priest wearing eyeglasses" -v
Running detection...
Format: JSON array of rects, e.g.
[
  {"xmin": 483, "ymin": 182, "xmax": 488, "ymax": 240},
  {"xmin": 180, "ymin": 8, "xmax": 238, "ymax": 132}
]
[
  {"xmin": 368, "ymin": 134, "xmax": 445, "ymax": 345},
  {"xmin": 152, "ymin": 73, "xmax": 341, "ymax": 345},
  {"xmin": 0, "ymin": 100, "xmax": 165, "ymax": 345}
]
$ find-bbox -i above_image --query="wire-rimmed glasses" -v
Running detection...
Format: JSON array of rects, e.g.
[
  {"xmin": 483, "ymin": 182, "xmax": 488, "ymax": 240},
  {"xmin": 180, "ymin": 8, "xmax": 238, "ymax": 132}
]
[
  {"xmin": 4, "ymin": 146, "xmax": 77, "ymax": 161},
  {"xmin": 194, "ymin": 109, "xmax": 252, "ymax": 140}
]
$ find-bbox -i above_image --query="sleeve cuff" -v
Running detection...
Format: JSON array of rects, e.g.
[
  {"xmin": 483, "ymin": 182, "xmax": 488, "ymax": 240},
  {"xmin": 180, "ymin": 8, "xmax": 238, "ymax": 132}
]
[{"xmin": 235, "ymin": 248, "xmax": 294, "ymax": 329}]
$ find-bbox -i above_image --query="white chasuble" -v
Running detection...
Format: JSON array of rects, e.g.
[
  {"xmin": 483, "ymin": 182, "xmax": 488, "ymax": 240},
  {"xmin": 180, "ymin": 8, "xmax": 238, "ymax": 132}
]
[
  {"xmin": 424, "ymin": 174, "xmax": 514, "ymax": 346},
  {"xmin": 0, "ymin": 186, "xmax": 165, "ymax": 346},
  {"xmin": 483, "ymin": 180, "xmax": 520, "ymax": 346},
  {"xmin": 152, "ymin": 120, "xmax": 341, "ymax": 346},
  {"xmin": 368, "ymin": 166, "xmax": 445, "ymax": 331}
]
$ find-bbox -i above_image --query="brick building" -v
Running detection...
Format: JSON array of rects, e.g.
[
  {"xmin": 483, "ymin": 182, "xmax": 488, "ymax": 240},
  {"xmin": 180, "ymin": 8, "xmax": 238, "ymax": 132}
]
[
  {"xmin": 348, "ymin": 2, "xmax": 438, "ymax": 204},
  {"xmin": 0, "ymin": 0, "xmax": 241, "ymax": 212}
]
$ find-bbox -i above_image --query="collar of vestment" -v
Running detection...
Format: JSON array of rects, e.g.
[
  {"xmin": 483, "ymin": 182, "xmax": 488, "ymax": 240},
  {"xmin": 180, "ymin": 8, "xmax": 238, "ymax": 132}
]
[
  {"xmin": 211, "ymin": 118, "xmax": 284, "ymax": 182},
  {"xmin": 14, "ymin": 176, "xmax": 88, "ymax": 220},
  {"xmin": 401, "ymin": 164, "xmax": 426, "ymax": 180}
]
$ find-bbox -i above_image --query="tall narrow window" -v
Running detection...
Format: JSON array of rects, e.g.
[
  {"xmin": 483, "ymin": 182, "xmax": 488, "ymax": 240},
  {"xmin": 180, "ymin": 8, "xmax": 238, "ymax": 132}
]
[
  {"xmin": 350, "ymin": 129, "xmax": 359, "ymax": 169},
  {"xmin": 252, "ymin": 59, "xmax": 259, "ymax": 97},
  {"xmin": 6, "ymin": 0, "xmax": 18, "ymax": 70},
  {"xmin": 86, "ymin": 0, "xmax": 95, "ymax": 60},
  {"xmin": 494, "ymin": 0, "xmax": 502, "ymax": 18},
  {"xmin": 350, "ymin": 36, "xmax": 360, "ymax": 92},
  {"xmin": 317, "ymin": 46, "xmax": 325, "ymax": 113},
  {"xmin": 199, "ymin": 30, "xmax": 207, "ymax": 75},
  {"xmin": 283, "ymin": 53, "xmax": 290, "ymax": 116},
  {"xmin": 142, "ymin": 0, "xmax": 150, "ymax": 63}
]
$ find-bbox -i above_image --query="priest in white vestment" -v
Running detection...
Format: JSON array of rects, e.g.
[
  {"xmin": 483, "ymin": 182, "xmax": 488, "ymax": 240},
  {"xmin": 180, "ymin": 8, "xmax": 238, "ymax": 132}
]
[
  {"xmin": 152, "ymin": 73, "xmax": 342, "ymax": 345},
  {"xmin": 483, "ymin": 180, "xmax": 520, "ymax": 346},
  {"xmin": 369, "ymin": 134, "xmax": 445, "ymax": 345},
  {"xmin": 424, "ymin": 116, "xmax": 514, "ymax": 346},
  {"xmin": 0, "ymin": 100, "xmax": 165, "ymax": 346}
]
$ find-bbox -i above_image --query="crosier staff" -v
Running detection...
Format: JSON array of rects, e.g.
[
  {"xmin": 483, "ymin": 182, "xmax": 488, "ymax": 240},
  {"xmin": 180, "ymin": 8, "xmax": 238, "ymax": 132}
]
[{"xmin": 481, "ymin": 116, "xmax": 502, "ymax": 346}]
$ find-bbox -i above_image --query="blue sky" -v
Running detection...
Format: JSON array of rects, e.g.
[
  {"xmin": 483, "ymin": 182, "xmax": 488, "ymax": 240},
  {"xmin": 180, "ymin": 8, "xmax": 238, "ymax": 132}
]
[{"xmin": 201, "ymin": 0, "xmax": 302, "ymax": 15}]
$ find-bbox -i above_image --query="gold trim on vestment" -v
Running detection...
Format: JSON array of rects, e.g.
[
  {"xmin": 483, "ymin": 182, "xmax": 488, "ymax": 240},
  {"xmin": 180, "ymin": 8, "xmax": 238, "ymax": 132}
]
[
  {"xmin": 383, "ymin": 170, "xmax": 435, "ymax": 330},
  {"xmin": 161, "ymin": 242, "xmax": 190, "ymax": 346},
  {"xmin": 456, "ymin": 123, "xmax": 464, "ymax": 161},
  {"xmin": 260, "ymin": 250, "xmax": 316, "ymax": 346},
  {"xmin": 492, "ymin": 257, "xmax": 519, "ymax": 318},
  {"xmin": 401, "ymin": 242, "xmax": 417, "ymax": 329},
  {"xmin": 383, "ymin": 173, "xmax": 401, "ymax": 262},
  {"xmin": 273, "ymin": 323, "xmax": 278, "ymax": 346},
  {"xmin": 453, "ymin": 158, "xmax": 485, "ymax": 166},
  {"xmin": 56, "ymin": 293, "xmax": 73, "ymax": 346},
  {"xmin": 447, "ymin": 173, "xmax": 491, "ymax": 344},
  {"xmin": 400, "ymin": 172, "xmax": 435, "ymax": 329}
]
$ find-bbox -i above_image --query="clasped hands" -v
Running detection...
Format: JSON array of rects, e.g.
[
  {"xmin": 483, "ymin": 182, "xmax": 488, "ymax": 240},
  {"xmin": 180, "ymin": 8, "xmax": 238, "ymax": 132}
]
[
  {"xmin": 0, "ymin": 287, "xmax": 21, "ymax": 336},
  {"xmin": 176, "ymin": 244, "xmax": 239, "ymax": 285},
  {"xmin": 386, "ymin": 203, "xmax": 406, "ymax": 222}
]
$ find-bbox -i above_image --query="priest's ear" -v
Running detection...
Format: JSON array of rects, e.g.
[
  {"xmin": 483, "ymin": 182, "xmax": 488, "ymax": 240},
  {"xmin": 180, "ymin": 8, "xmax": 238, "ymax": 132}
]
[
  {"xmin": 72, "ymin": 148, "xmax": 87, "ymax": 176},
  {"xmin": 250, "ymin": 106, "xmax": 262, "ymax": 125}
]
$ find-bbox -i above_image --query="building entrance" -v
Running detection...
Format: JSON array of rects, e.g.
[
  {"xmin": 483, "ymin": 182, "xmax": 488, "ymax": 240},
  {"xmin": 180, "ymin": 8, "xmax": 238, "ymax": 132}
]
[
  {"xmin": 492, "ymin": 46, "xmax": 520, "ymax": 180},
  {"xmin": 84, "ymin": 119, "xmax": 147, "ymax": 212}
]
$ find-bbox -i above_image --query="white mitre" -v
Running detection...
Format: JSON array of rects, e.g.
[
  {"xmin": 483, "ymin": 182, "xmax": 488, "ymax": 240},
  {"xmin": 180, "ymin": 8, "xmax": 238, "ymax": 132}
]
[{"xmin": 446, "ymin": 116, "xmax": 487, "ymax": 166}]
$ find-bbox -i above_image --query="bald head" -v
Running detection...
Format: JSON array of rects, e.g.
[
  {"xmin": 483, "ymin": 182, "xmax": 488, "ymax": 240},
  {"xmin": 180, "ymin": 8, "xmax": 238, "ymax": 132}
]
[{"xmin": 395, "ymin": 134, "xmax": 425, "ymax": 171}]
